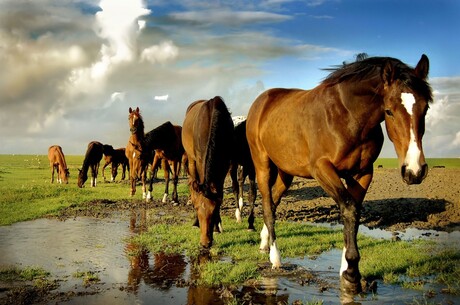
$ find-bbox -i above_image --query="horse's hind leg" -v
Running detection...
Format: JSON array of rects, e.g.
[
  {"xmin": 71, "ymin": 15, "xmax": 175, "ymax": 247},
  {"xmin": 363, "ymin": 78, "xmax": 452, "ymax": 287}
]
[
  {"xmin": 229, "ymin": 163, "xmax": 241, "ymax": 222},
  {"xmin": 246, "ymin": 166, "xmax": 257, "ymax": 231}
]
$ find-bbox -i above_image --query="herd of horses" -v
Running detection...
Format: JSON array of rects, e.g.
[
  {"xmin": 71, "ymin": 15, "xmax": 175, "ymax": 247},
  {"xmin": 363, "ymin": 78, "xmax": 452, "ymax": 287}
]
[{"xmin": 46, "ymin": 55, "xmax": 433, "ymax": 294}]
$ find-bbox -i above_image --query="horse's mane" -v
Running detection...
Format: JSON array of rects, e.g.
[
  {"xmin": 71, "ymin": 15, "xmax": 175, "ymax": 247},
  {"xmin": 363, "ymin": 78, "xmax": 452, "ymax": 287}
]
[
  {"xmin": 322, "ymin": 55, "xmax": 433, "ymax": 102},
  {"xmin": 56, "ymin": 146, "xmax": 67, "ymax": 170},
  {"xmin": 204, "ymin": 96, "xmax": 234, "ymax": 197},
  {"xmin": 144, "ymin": 121, "xmax": 176, "ymax": 151},
  {"xmin": 103, "ymin": 144, "xmax": 114, "ymax": 156}
]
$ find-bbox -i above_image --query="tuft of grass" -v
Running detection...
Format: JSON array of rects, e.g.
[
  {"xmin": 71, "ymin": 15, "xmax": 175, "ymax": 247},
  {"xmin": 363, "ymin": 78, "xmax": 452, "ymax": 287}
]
[{"xmin": 73, "ymin": 270, "xmax": 100, "ymax": 285}]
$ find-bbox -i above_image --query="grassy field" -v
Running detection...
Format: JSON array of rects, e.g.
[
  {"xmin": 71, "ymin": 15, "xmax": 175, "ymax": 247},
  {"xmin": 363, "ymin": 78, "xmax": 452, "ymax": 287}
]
[
  {"xmin": 0, "ymin": 154, "xmax": 189, "ymax": 225},
  {"xmin": 1, "ymin": 154, "xmax": 459, "ymax": 299},
  {"xmin": 1, "ymin": 154, "xmax": 459, "ymax": 225}
]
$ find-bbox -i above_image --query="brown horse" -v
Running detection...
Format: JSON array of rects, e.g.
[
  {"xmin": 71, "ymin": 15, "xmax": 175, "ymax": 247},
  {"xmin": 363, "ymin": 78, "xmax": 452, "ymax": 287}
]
[
  {"xmin": 102, "ymin": 145, "xmax": 129, "ymax": 181},
  {"xmin": 48, "ymin": 145, "xmax": 69, "ymax": 184},
  {"xmin": 126, "ymin": 107, "xmax": 149, "ymax": 197},
  {"xmin": 246, "ymin": 55, "xmax": 432, "ymax": 294},
  {"xmin": 229, "ymin": 118, "xmax": 257, "ymax": 231},
  {"xmin": 182, "ymin": 96, "xmax": 234, "ymax": 248},
  {"xmin": 145, "ymin": 122, "xmax": 185, "ymax": 204},
  {"xmin": 77, "ymin": 141, "xmax": 104, "ymax": 188}
]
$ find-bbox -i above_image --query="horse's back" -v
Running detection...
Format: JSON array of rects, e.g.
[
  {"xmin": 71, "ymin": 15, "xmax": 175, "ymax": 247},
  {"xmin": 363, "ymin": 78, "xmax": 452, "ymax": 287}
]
[{"xmin": 86, "ymin": 141, "xmax": 104, "ymax": 163}]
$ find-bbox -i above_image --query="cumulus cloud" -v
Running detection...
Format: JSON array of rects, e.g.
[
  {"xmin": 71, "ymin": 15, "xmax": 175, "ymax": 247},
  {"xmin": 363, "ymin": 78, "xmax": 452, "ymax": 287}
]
[
  {"xmin": 141, "ymin": 41, "xmax": 179, "ymax": 64},
  {"xmin": 154, "ymin": 95, "xmax": 169, "ymax": 101}
]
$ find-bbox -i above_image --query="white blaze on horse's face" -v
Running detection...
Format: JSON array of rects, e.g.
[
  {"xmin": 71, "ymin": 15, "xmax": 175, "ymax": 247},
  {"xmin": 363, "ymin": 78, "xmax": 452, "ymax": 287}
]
[{"xmin": 401, "ymin": 93, "xmax": 422, "ymax": 174}]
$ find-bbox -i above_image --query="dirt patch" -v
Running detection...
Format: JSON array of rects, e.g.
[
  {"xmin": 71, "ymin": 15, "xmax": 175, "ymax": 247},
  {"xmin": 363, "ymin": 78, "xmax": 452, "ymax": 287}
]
[{"xmin": 55, "ymin": 168, "xmax": 460, "ymax": 232}]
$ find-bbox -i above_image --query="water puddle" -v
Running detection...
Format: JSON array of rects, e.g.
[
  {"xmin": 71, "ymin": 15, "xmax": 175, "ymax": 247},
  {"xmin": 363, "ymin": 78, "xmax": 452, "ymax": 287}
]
[{"xmin": 1, "ymin": 211, "xmax": 458, "ymax": 304}]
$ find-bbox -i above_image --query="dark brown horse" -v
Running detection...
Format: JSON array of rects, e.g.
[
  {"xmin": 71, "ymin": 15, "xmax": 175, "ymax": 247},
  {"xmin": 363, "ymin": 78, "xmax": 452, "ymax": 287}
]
[
  {"xmin": 126, "ymin": 107, "xmax": 149, "ymax": 197},
  {"xmin": 48, "ymin": 145, "xmax": 69, "ymax": 184},
  {"xmin": 182, "ymin": 96, "xmax": 234, "ymax": 248},
  {"xmin": 102, "ymin": 145, "xmax": 129, "ymax": 181},
  {"xmin": 77, "ymin": 141, "xmax": 104, "ymax": 188},
  {"xmin": 246, "ymin": 55, "xmax": 432, "ymax": 294},
  {"xmin": 145, "ymin": 122, "xmax": 185, "ymax": 204},
  {"xmin": 229, "ymin": 118, "xmax": 257, "ymax": 231}
]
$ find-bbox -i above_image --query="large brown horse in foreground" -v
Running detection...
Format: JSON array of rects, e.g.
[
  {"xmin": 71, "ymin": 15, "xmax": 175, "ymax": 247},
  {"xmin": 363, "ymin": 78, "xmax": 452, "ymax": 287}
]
[
  {"xmin": 48, "ymin": 145, "xmax": 69, "ymax": 184},
  {"xmin": 182, "ymin": 96, "xmax": 234, "ymax": 248},
  {"xmin": 246, "ymin": 55, "xmax": 432, "ymax": 294},
  {"xmin": 77, "ymin": 141, "xmax": 104, "ymax": 188}
]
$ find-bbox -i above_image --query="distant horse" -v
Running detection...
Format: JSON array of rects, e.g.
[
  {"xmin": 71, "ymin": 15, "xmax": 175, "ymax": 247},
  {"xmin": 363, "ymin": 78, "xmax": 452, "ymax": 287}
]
[
  {"xmin": 77, "ymin": 141, "xmax": 104, "ymax": 188},
  {"xmin": 102, "ymin": 145, "xmax": 129, "ymax": 181},
  {"xmin": 126, "ymin": 107, "xmax": 149, "ymax": 197},
  {"xmin": 229, "ymin": 118, "xmax": 256, "ymax": 231},
  {"xmin": 145, "ymin": 122, "xmax": 185, "ymax": 204},
  {"xmin": 182, "ymin": 96, "xmax": 234, "ymax": 248},
  {"xmin": 246, "ymin": 55, "xmax": 432, "ymax": 293},
  {"xmin": 48, "ymin": 145, "xmax": 69, "ymax": 184}
]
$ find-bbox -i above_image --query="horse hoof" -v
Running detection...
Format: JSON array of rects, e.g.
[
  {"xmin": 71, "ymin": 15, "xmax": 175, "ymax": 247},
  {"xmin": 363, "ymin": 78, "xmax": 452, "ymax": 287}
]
[
  {"xmin": 340, "ymin": 275, "xmax": 362, "ymax": 295},
  {"xmin": 172, "ymin": 202, "xmax": 179, "ymax": 207}
]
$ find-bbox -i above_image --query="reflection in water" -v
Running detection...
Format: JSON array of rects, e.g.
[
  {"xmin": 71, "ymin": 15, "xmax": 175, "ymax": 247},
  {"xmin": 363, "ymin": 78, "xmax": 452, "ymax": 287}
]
[{"xmin": 1, "ymin": 215, "xmax": 459, "ymax": 305}]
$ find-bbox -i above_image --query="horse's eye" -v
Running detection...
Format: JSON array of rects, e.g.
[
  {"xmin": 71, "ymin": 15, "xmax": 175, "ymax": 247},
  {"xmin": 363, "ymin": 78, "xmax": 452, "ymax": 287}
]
[{"xmin": 385, "ymin": 109, "xmax": 393, "ymax": 116}]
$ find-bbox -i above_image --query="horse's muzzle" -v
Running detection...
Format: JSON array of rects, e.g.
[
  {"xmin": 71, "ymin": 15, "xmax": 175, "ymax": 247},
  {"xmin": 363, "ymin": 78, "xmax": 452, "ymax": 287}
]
[{"xmin": 401, "ymin": 163, "xmax": 428, "ymax": 185}]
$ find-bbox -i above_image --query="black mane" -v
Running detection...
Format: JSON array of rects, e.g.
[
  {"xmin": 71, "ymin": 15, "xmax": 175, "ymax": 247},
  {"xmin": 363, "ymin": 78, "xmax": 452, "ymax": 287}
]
[{"xmin": 323, "ymin": 56, "xmax": 433, "ymax": 102}]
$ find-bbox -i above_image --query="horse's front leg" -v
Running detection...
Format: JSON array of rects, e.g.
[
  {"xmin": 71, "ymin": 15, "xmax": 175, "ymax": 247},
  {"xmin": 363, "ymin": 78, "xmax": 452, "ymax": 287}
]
[
  {"xmin": 50, "ymin": 164, "xmax": 55, "ymax": 183},
  {"xmin": 171, "ymin": 161, "xmax": 180, "ymax": 205},
  {"xmin": 162, "ymin": 159, "xmax": 170, "ymax": 203},
  {"xmin": 256, "ymin": 166, "xmax": 281, "ymax": 268},
  {"xmin": 313, "ymin": 160, "xmax": 371, "ymax": 294},
  {"xmin": 246, "ymin": 168, "xmax": 257, "ymax": 231}
]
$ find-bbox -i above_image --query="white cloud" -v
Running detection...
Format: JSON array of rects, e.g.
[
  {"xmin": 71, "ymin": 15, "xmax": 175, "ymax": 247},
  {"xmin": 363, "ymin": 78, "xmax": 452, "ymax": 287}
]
[
  {"xmin": 154, "ymin": 94, "xmax": 169, "ymax": 101},
  {"xmin": 141, "ymin": 41, "xmax": 179, "ymax": 64}
]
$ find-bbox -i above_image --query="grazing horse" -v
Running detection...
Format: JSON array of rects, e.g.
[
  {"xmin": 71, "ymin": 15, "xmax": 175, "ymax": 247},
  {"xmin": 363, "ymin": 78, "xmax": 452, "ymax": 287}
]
[
  {"xmin": 246, "ymin": 55, "xmax": 432, "ymax": 294},
  {"xmin": 102, "ymin": 145, "xmax": 129, "ymax": 181},
  {"xmin": 126, "ymin": 107, "xmax": 149, "ymax": 197},
  {"xmin": 182, "ymin": 96, "xmax": 234, "ymax": 248},
  {"xmin": 48, "ymin": 145, "xmax": 69, "ymax": 184},
  {"xmin": 145, "ymin": 122, "xmax": 185, "ymax": 204},
  {"xmin": 229, "ymin": 118, "xmax": 257, "ymax": 231},
  {"xmin": 77, "ymin": 141, "xmax": 104, "ymax": 188}
]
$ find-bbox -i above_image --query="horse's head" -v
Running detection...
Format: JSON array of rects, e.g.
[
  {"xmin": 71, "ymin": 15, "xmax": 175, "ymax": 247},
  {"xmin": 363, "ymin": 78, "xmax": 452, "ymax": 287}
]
[
  {"xmin": 190, "ymin": 181, "xmax": 222, "ymax": 249},
  {"xmin": 77, "ymin": 168, "xmax": 87, "ymax": 188},
  {"xmin": 128, "ymin": 107, "xmax": 143, "ymax": 134},
  {"xmin": 381, "ymin": 54, "xmax": 432, "ymax": 185},
  {"xmin": 63, "ymin": 168, "xmax": 70, "ymax": 184}
]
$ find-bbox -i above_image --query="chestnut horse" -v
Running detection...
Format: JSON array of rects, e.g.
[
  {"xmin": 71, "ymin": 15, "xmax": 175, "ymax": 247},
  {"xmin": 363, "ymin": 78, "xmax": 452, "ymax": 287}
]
[
  {"xmin": 182, "ymin": 96, "xmax": 234, "ymax": 248},
  {"xmin": 246, "ymin": 55, "xmax": 432, "ymax": 294},
  {"xmin": 229, "ymin": 118, "xmax": 256, "ymax": 231},
  {"xmin": 48, "ymin": 145, "xmax": 69, "ymax": 184},
  {"xmin": 77, "ymin": 141, "xmax": 104, "ymax": 188},
  {"xmin": 102, "ymin": 145, "xmax": 129, "ymax": 181},
  {"xmin": 126, "ymin": 107, "xmax": 149, "ymax": 197},
  {"xmin": 145, "ymin": 122, "xmax": 185, "ymax": 204}
]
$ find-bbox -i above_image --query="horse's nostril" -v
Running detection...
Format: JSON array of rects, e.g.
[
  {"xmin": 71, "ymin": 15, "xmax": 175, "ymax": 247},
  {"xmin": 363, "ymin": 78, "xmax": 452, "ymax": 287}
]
[{"xmin": 401, "ymin": 165, "xmax": 407, "ymax": 178}]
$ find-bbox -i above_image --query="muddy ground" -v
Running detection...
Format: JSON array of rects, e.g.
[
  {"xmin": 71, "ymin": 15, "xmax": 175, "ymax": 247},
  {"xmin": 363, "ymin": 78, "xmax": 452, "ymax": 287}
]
[{"xmin": 56, "ymin": 168, "xmax": 460, "ymax": 232}]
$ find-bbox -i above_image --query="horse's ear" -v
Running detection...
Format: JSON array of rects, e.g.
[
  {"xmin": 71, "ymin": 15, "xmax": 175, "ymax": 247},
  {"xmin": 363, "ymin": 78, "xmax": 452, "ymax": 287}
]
[
  {"xmin": 382, "ymin": 60, "xmax": 396, "ymax": 86},
  {"xmin": 415, "ymin": 54, "xmax": 429, "ymax": 80},
  {"xmin": 129, "ymin": 107, "xmax": 133, "ymax": 113},
  {"xmin": 136, "ymin": 107, "xmax": 140, "ymax": 113}
]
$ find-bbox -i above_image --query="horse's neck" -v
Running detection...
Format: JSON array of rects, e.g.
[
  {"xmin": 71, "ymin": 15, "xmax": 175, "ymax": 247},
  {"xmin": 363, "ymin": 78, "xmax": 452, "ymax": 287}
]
[{"xmin": 57, "ymin": 151, "xmax": 67, "ymax": 170}]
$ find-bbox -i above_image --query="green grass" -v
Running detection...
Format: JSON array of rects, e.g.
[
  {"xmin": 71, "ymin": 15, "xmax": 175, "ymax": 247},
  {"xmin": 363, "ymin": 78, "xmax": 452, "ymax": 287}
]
[
  {"xmin": 0, "ymin": 154, "xmax": 189, "ymax": 225},
  {"xmin": 132, "ymin": 216, "xmax": 460, "ymax": 293}
]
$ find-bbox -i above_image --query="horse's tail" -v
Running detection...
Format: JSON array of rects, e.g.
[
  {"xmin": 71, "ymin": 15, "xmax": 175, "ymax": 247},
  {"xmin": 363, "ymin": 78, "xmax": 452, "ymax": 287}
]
[{"xmin": 204, "ymin": 96, "xmax": 234, "ymax": 198}]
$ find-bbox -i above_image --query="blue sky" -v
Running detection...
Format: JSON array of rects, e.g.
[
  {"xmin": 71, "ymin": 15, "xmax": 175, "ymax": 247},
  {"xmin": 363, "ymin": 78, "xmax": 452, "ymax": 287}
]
[{"xmin": 0, "ymin": 0, "xmax": 459, "ymax": 157}]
